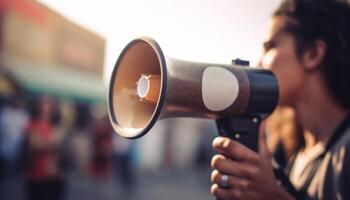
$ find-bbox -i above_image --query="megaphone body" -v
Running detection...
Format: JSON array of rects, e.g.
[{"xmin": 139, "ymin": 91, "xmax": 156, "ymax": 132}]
[{"xmin": 108, "ymin": 37, "xmax": 279, "ymax": 148}]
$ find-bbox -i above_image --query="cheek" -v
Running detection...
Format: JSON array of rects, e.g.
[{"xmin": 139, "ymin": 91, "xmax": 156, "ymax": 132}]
[
  {"xmin": 261, "ymin": 50, "xmax": 277, "ymax": 70},
  {"xmin": 261, "ymin": 50, "xmax": 304, "ymax": 106}
]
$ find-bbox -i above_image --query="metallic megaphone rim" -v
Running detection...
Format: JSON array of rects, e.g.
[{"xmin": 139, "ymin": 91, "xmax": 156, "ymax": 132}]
[{"xmin": 107, "ymin": 37, "xmax": 167, "ymax": 139}]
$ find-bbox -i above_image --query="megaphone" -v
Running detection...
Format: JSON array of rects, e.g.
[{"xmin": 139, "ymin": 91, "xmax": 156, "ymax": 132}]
[{"xmin": 108, "ymin": 37, "xmax": 279, "ymax": 150}]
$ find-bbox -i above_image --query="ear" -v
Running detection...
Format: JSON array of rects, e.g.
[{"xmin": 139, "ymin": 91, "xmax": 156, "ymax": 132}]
[{"xmin": 302, "ymin": 39, "xmax": 327, "ymax": 71}]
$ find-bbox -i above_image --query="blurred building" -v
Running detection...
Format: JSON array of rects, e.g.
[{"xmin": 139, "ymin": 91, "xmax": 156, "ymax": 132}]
[
  {"xmin": 0, "ymin": 0, "xmax": 106, "ymax": 102},
  {"xmin": 0, "ymin": 0, "xmax": 215, "ymax": 172}
]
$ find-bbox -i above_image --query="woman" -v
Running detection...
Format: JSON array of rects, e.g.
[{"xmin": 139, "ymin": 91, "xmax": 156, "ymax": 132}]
[{"xmin": 210, "ymin": 0, "xmax": 350, "ymax": 199}]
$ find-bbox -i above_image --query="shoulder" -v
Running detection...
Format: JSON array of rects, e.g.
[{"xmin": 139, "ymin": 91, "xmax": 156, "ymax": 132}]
[
  {"xmin": 328, "ymin": 114, "xmax": 350, "ymax": 153},
  {"xmin": 334, "ymin": 125, "xmax": 350, "ymax": 152},
  {"xmin": 328, "ymin": 125, "xmax": 350, "ymax": 176}
]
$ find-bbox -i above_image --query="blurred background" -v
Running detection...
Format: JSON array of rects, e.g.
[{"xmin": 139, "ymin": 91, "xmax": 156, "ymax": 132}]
[{"xmin": 0, "ymin": 0, "xmax": 280, "ymax": 200}]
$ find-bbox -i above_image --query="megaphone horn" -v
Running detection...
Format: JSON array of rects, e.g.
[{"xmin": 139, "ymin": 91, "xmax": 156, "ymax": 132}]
[{"xmin": 108, "ymin": 37, "xmax": 279, "ymax": 139}]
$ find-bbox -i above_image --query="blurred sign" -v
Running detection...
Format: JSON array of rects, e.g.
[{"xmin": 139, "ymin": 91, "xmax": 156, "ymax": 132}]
[
  {"xmin": 0, "ymin": 0, "xmax": 106, "ymax": 101},
  {"xmin": 54, "ymin": 15, "xmax": 105, "ymax": 74},
  {"xmin": 0, "ymin": 0, "xmax": 105, "ymax": 76}
]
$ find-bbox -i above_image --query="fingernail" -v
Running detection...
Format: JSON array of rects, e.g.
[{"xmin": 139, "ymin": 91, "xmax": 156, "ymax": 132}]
[{"xmin": 213, "ymin": 137, "xmax": 225, "ymax": 147}]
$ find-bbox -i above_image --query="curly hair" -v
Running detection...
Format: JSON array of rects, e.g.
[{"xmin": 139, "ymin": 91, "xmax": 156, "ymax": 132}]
[{"xmin": 274, "ymin": 0, "xmax": 350, "ymax": 109}]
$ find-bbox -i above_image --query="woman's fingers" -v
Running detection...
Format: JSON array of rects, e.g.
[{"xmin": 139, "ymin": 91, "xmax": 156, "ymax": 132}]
[
  {"xmin": 211, "ymin": 154, "xmax": 259, "ymax": 180},
  {"xmin": 211, "ymin": 170, "xmax": 255, "ymax": 189},
  {"xmin": 212, "ymin": 137, "xmax": 260, "ymax": 165},
  {"xmin": 211, "ymin": 184, "xmax": 243, "ymax": 200},
  {"xmin": 210, "ymin": 121, "xmax": 290, "ymax": 200},
  {"xmin": 211, "ymin": 182, "xmax": 258, "ymax": 200}
]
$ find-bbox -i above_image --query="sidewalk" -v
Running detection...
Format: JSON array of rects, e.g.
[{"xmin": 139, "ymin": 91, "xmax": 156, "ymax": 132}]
[{"xmin": 67, "ymin": 168, "xmax": 213, "ymax": 200}]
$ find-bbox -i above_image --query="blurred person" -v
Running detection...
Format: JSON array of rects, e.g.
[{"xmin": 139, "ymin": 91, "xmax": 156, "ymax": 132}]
[
  {"xmin": 0, "ymin": 95, "xmax": 5, "ymax": 110},
  {"xmin": 22, "ymin": 96, "xmax": 67, "ymax": 200},
  {"xmin": 0, "ymin": 95, "xmax": 29, "ymax": 200},
  {"xmin": 112, "ymin": 131, "xmax": 137, "ymax": 197},
  {"xmin": 0, "ymin": 95, "xmax": 29, "ymax": 170},
  {"xmin": 194, "ymin": 122, "xmax": 216, "ymax": 188},
  {"xmin": 70, "ymin": 103, "xmax": 92, "ymax": 175},
  {"xmin": 53, "ymin": 101, "xmax": 74, "ymax": 175},
  {"xmin": 210, "ymin": 0, "xmax": 350, "ymax": 199},
  {"xmin": 87, "ymin": 114, "xmax": 113, "ymax": 199},
  {"xmin": 161, "ymin": 119, "xmax": 177, "ymax": 169},
  {"xmin": 88, "ymin": 115, "xmax": 113, "ymax": 180}
]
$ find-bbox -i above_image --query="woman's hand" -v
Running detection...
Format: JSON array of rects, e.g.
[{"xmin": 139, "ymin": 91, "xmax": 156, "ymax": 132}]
[{"xmin": 210, "ymin": 121, "xmax": 294, "ymax": 200}]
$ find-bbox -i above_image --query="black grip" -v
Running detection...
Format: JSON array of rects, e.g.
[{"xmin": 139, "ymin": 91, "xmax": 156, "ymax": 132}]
[{"xmin": 215, "ymin": 116, "xmax": 261, "ymax": 152}]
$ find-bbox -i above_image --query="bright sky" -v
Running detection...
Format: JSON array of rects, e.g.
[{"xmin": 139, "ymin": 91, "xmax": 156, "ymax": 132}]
[{"xmin": 39, "ymin": 0, "xmax": 281, "ymax": 84}]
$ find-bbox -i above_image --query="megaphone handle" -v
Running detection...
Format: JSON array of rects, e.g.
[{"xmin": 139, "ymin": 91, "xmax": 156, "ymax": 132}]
[
  {"xmin": 214, "ymin": 117, "xmax": 299, "ymax": 199},
  {"xmin": 214, "ymin": 116, "xmax": 260, "ymax": 200},
  {"xmin": 215, "ymin": 116, "xmax": 261, "ymax": 152},
  {"xmin": 216, "ymin": 116, "xmax": 261, "ymax": 200}
]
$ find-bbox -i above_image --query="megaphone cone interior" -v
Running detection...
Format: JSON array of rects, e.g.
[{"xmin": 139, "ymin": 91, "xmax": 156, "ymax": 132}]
[
  {"xmin": 108, "ymin": 39, "xmax": 166, "ymax": 138},
  {"xmin": 137, "ymin": 74, "xmax": 161, "ymax": 104}
]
